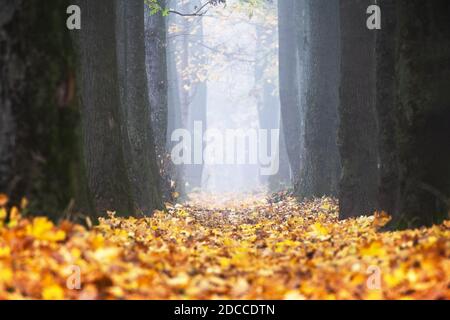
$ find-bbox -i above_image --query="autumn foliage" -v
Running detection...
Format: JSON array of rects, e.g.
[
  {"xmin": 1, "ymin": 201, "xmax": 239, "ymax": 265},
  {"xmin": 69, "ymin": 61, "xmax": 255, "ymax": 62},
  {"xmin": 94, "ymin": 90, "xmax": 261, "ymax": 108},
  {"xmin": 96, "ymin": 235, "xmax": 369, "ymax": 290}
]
[{"xmin": 0, "ymin": 193, "xmax": 448, "ymax": 300}]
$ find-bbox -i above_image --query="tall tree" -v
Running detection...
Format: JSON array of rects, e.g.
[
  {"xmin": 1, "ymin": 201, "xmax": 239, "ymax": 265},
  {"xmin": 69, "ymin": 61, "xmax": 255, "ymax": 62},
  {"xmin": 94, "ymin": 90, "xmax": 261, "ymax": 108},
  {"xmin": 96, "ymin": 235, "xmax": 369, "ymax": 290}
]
[
  {"xmin": 297, "ymin": 0, "xmax": 340, "ymax": 198},
  {"xmin": 166, "ymin": 0, "xmax": 186, "ymax": 197},
  {"xmin": 390, "ymin": 0, "xmax": 450, "ymax": 228},
  {"xmin": 75, "ymin": 0, "xmax": 133, "ymax": 216},
  {"xmin": 186, "ymin": 6, "xmax": 207, "ymax": 190},
  {"xmin": 145, "ymin": 1, "xmax": 175, "ymax": 201},
  {"xmin": 1, "ymin": 0, "xmax": 88, "ymax": 218},
  {"xmin": 277, "ymin": 0, "xmax": 302, "ymax": 184},
  {"xmin": 115, "ymin": 0, "xmax": 163, "ymax": 214},
  {"xmin": 254, "ymin": 13, "xmax": 289, "ymax": 190},
  {"xmin": 75, "ymin": 0, "xmax": 164, "ymax": 216},
  {"xmin": 145, "ymin": 1, "xmax": 169, "ymax": 160},
  {"xmin": 338, "ymin": 0, "xmax": 378, "ymax": 219},
  {"xmin": 375, "ymin": 0, "xmax": 399, "ymax": 215}
]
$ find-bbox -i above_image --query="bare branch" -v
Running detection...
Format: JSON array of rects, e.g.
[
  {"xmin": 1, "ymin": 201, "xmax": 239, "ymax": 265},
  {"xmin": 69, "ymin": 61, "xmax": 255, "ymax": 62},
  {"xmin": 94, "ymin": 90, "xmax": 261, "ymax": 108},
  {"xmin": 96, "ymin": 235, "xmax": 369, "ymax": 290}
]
[{"xmin": 169, "ymin": 0, "xmax": 214, "ymax": 17}]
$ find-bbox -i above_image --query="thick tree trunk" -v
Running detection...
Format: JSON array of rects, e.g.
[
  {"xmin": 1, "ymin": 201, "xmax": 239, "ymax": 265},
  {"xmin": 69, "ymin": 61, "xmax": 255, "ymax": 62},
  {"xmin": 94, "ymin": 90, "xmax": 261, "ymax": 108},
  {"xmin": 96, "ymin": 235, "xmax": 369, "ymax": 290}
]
[
  {"xmin": 116, "ymin": 0, "xmax": 163, "ymax": 214},
  {"xmin": 1, "ymin": 0, "xmax": 88, "ymax": 218},
  {"xmin": 338, "ymin": 0, "xmax": 378, "ymax": 219},
  {"xmin": 277, "ymin": 0, "xmax": 302, "ymax": 184},
  {"xmin": 75, "ymin": 0, "xmax": 134, "ymax": 216},
  {"xmin": 298, "ymin": 0, "xmax": 340, "ymax": 198},
  {"xmin": 392, "ymin": 0, "xmax": 450, "ymax": 228},
  {"xmin": 145, "ymin": 2, "xmax": 168, "ymax": 157},
  {"xmin": 0, "ymin": 1, "xmax": 19, "ymax": 194},
  {"xmin": 144, "ymin": 1, "xmax": 176, "ymax": 202},
  {"xmin": 375, "ymin": 0, "xmax": 399, "ymax": 215}
]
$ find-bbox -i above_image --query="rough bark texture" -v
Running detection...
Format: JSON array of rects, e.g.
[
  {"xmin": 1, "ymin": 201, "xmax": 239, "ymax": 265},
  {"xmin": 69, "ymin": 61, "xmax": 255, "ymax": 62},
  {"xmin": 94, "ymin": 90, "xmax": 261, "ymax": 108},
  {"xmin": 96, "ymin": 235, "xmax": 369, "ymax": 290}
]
[
  {"xmin": 338, "ymin": 0, "xmax": 379, "ymax": 219},
  {"xmin": 277, "ymin": 0, "xmax": 302, "ymax": 183},
  {"xmin": 375, "ymin": 0, "xmax": 399, "ymax": 215},
  {"xmin": 145, "ymin": 2, "xmax": 168, "ymax": 155},
  {"xmin": 0, "ymin": 0, "xmax": 20, "ymax": 194},
  {"xmin": 116, "ymin": 0, "xmax": 164, "ymax": 214},
  {"xmin": 392, "ymin": 0, "xmax": 450, "ymax": 228},
  {"xmin": 75, "ymin": 0, "xmax": 134, "ymax": 216},
  {"xmin": 298, "ymin": 0, "xmax": 340, "ymax": 198},
  {"xmin": 144, "ymin": 1, "xmax": 176, "ymax": 202},
  {"xmin": 294, "ymin": 0, "xmax": 309, "ymax": 181},
  {"xmin": 1, "ymin": 0, "xmax": 88, "ymax": 218}
]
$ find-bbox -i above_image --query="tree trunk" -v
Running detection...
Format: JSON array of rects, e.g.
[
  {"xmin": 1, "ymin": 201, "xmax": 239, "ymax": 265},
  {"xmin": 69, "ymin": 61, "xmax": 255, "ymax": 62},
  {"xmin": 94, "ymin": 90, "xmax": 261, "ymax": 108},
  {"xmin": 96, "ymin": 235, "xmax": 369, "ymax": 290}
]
[
  {"xmin": 277, "ymin": 0, "xmax": 302, "ymax": 184},
  {"xmin": 75, "ymin": 0, "xmax": 134, "ymax": 216},
  {"xmin": 392, "ymin": 0, "xmax": 450, "ymax": 228},
  {"xmin": 186, "ymin": 7, "xmax": 207, "ymax": 190},
  {"xmin": 255, "ymin": 22, "xmax": 286, "ymax": 189},
  {"xmin": 145, "ymin": 1, "xmax": 168, "ymax": 158},
  {"xmin": 1, "ymin": 0, "xmax": 88, "ymax": 219},
  {"xmin": 115, "ymin": 0, "xmax": 163, "ymax": 214},
  {"xmin": 166, "ymin": 0, "xmax": 186, "ymax": 198},
  {"xmin": 375, "ymin": 0, "xmax": 399, "ymax": 215},
  {"xmin": 144, "ymin": 1, "xmax": 175, "ymax": 202},
  {"xmin": 298, "ymin": 0, "xmax": 340, "ymax": 198},
  {"xmin": 338, "ymin": 0, "xmax": 378, "ymax": 219}
]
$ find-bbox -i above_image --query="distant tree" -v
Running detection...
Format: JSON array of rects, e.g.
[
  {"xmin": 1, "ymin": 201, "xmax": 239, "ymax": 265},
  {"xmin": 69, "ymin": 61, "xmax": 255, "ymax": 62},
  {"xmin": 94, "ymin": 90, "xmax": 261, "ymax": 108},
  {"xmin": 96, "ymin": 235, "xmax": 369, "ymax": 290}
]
[
  {"xmin": 277, "ymin": 0, "xmax": 302, "ymax": 184},
  {"xmin": 185, "ymin": 0, "xmax": 208, "ymax": 190},
  {"xmin": 166, "ymin": 0, "xmax": 186, "ymax": 198}
]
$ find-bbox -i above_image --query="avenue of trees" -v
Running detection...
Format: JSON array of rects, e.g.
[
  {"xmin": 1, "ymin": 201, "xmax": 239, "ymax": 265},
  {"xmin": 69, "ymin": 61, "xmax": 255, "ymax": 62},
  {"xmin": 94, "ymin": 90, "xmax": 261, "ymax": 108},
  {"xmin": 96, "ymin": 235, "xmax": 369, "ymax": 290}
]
[
  {"xmin": 1, "ymin": 0, "xmax": 449, "ymax": 229},
  {"xmin": 278, "ymin": 0, "xmax": 450, "ymax": 229}
]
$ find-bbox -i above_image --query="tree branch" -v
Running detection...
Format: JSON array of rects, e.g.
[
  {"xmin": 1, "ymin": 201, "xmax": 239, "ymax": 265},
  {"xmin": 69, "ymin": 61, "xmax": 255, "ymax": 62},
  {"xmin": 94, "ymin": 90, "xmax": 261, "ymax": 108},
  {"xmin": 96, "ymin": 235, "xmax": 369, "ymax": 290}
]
[{"xmin": 169, "ymin": 0, "xmax": 214, "ymax": 17}]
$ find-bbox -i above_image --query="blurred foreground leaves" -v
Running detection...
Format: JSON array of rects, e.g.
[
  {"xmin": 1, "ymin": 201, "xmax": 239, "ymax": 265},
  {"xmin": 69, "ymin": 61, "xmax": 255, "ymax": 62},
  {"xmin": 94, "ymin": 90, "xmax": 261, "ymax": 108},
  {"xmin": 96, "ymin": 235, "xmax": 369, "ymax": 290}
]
[{"xmin": 0, "ymin": 193, "xmax": 448, "ymax": 299}]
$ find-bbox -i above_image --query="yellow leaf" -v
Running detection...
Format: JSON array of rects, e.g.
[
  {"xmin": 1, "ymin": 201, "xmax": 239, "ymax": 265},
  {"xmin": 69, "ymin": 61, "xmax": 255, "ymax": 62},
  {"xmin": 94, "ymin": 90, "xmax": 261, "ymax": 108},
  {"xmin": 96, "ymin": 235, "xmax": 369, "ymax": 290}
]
[
  {"xmin": 42, "ymin": 284, "xmax": 64, "ymax": 300},
  {"xmin": 0, "ymin": 208, "xmax": 7, "ymax": 221},
  {"xmin": 360, "ymin": 241, "xmax": 387, "ymax": 257},
  {"xmin": 0, "ymin": 246, "xmax": 11, "ymax": 258},
  {"xmin": 0, "ymin": 268, "xmax": 12, "ymax": 282},
  {"xmin": 218, "ymin": 257, "xmax": 231, "ymax": 268}
]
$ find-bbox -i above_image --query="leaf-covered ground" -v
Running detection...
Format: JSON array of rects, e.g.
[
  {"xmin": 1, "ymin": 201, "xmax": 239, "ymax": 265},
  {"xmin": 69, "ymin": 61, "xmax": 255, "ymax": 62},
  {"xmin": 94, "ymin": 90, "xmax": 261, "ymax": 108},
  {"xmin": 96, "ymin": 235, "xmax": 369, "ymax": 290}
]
[{"xmin": 0, "ymin": 193, "xmax": 449, "ymax": 300}]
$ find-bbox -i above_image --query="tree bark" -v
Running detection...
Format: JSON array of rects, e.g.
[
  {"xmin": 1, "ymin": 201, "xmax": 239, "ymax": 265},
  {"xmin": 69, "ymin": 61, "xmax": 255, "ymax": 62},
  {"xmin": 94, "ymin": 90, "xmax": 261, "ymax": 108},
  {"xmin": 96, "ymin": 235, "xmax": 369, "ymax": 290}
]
[
  {"xmin": 375, "ymin": 0, "xmax": 399, "ymax": 215},
  {"xmin": 1, "ymin": 0, "xmax": 88, "ymax": 218},
  {"xmin": 166, "ymin": 0, "xmax": 186, "ymax": 197},
  {"xmin": 116, "ymin": 0, "xmax": 164, "ymax": 214},
  {"xmin": 144, "ymin": 1, "xmax": 177, "ymax": 201},
  {"xmin": 338, "ymin": 0, "xmax": 379, "ymax": 219},
  {"xmin": 145, "ymin": 1, "xmax": 168, "ymax": 157},
  {"xmin": 298, "ymin": 0, "xmax": 340, "ymax": 198},
  {"xmin": 277, "ymin": 0, "xmax": 302, "ymax": 184},
  {"xmin": 75, "ymin": 0, "xmax": 134, "ymax": 216},
  {"xmin": 391, "ymin": 0, "xmax": 450, "ymax": 228}
]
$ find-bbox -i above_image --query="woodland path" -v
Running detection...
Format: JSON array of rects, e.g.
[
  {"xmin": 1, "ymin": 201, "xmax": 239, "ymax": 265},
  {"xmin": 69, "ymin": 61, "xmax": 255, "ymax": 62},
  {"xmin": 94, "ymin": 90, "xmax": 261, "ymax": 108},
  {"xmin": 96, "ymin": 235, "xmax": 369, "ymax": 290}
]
[{"xmin": 0, "ymin": 193, "xmax": 448, "ymax": 299}]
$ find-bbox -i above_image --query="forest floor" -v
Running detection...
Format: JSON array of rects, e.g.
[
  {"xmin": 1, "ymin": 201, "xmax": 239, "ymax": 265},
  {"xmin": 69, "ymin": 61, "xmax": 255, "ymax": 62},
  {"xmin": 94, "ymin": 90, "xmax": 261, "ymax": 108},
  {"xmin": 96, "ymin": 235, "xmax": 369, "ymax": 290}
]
[{"xmin": 0, "ymin": 192, "xmax": 449, "ymax": 300}]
